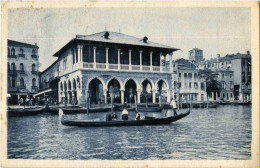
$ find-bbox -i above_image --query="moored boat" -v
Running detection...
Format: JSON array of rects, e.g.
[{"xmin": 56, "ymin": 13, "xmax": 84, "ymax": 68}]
[
  {"xmin": 137, "ymin": 106, "xmax": 164, "ymax": 112},
  {"xmin": 236, "ymin": 101, "xmax": 251, "ymax": 105},
  {"xmin": 61, "ymin": 110, "xmax": 190, "ymax": 127},
  {"xmin": 61, "ymin": 107, "xmax": 112, "ymax": 114},
  {"xmin": 8, "ymin": 107, "xmax": 45, "ymax": 117}
]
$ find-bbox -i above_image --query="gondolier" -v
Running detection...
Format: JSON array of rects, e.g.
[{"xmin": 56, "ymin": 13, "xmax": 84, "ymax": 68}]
[{"xmin": 171, "ymin": 98, "xmax": 178, "ymax": 116}]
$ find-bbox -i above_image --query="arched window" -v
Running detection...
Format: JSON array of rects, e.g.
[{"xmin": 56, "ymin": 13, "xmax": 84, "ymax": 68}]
[
  {"xmin": 32, "ymin": 78, "xmax": 36, "ymax": 87},
  {"xmin": 11, "ymin": 63, "xmax": 16, "ymax": 71},
  {"xmin": 20, "ymin": 48, "xmax": 24, "ymax": 54},
  {"xmin": 32, "ymin": 64, "xmax": 36, "ymax": 71},
  {"xmin": 8, "ymin": 62, "xmax": 10, "ymax": 71},
  {"xmin": 11, "ymin": 78, "xmax": 16, "ymax": 87},
  {"xmin": 8, "ymin": 77, "xmax": 11, "ymax": 87},
  {"xmin": 32, "ymin": 49, "xmax": 36, "ymax": 55},
  {"xmin": 60, "ymin": 82, "xmax": 63, "ymax": 91},
  {"xmin": 20, "ymin": 78, "xmax": 24, "ymax": 87},
  {"xmin": 8, "ymin": 48, "xmax": 10, "ymax": 56},
  {"xmin": 20, "ymin": 63, "xmax": 24, "ymax": 71},
  {"xmin": 11, "ymin": 48, "xmax": 15, "ymax": 56}
]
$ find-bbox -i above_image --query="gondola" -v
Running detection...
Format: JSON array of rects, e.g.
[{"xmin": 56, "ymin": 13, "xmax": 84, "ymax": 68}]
[
  {"xmin": 61, "ymin": 107, "xmax": 112, "ymax": 114},
  {"xmin": 8, "ymin": 107, "xmax": 45, "ymax": 117},
  {"xmin": 137, "ymin": 106, "xmax": 164, "ymax": 112},
  {"xmin": 61, "ymin": 110, "xmax": 190, "ymax": 127}
]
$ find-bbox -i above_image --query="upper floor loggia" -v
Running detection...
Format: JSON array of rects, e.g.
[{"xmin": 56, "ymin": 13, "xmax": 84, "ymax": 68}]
[{"xmin": 53, "ymin": 31, "xmax": 180, "ymax": 75}]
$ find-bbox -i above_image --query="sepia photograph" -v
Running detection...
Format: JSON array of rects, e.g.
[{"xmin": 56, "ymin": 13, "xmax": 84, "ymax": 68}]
[{"xmin": 1, "ymin": 1, "xmax": 259, "ymax": 168}]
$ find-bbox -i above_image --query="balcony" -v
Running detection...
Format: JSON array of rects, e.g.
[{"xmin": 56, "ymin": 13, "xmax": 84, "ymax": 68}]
[
  {"xmin": 31, "ymin": 71, "xmax": 38, "ymax": 75},
  {"xmin": 18, "ymin": 54, "xmax": 25, "ymax": 57},
  {"xmin": 8, "ymin": 54, "xmax": 16, "ymax": 58},
  {"xmin": 8, "ymin": 71, "xmax": 17, "ymax": 77},
  {"xmin": 18, "ymin": 70, "xmax": 25, "ymax": 74},
  {"xmin": 8, "ymin": 87, "xmax": 18, "ymax": 92},
  {"xmin": 31, "ymin": 86, "xmax": 38, "ymax": 92},
  {"xmin": 31, "ymin": 55, "xmax": 38, "ymax": 58},
  {"xmin": 82, "ymin": 63, "xmax": 163, "ymax": 73}
]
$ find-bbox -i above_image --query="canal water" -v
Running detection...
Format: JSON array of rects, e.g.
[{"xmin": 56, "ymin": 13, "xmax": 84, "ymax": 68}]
[{"xmin": 8, "ymin": 105, "xmax": 251, "ymax": 160}]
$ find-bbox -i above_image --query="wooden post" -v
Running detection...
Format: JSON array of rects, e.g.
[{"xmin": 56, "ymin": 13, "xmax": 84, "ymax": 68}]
[{"xmin": 134, "ymin": 95, "xmax": 138, "ymax": 112}]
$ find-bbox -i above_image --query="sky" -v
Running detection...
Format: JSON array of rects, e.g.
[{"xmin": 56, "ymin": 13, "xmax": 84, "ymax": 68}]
[{"xmin": 8, "ymin": 7, "xmax": 251, "ymax": 71}]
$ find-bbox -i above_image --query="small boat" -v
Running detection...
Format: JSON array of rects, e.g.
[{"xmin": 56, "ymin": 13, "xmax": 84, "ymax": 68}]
[
  {"xmin": 8, "ymin": 107, "xmax": 45, "ymax": 117},
  {"xmin": 237, "ymin": 101, "xmax": 251, "ymax": 105},
  {"xmin": 44, "ymin": 105, "xmax": 82, "ymax": 114},
  {"xmin": 61, "ymin": 110, "xmax": 190, "ymax": 127},
  {"xmin": 137, "ymin": 106, "xmax": 164, "ymax": 112},
  {"xmin": 218, "ymin": 101, "xmax": 233, "ymax": 105}
]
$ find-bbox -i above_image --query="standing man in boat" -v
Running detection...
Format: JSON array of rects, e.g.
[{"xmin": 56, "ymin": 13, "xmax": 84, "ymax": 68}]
[{"xmin": 166, "ymin": 98, "xmax": 178, "ymax": 117}]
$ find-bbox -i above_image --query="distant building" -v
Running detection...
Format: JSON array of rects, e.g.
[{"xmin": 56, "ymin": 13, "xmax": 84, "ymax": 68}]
[
  {"xmin": 189, "ymin": 48, "xmax": 204, "ymax": 63},
  {"xmin": 197, "ymin": 51, "xmax": 251, "ymax": 101},
  {"xmin": 35, "ymin": 60, "xmax": 60, "ymax": 103},
  {"xmin": 50, "ymin": 31, "xmax": 179, "ymax": 105},
  {"xmin": 7, "ymin": 40, "xmax": 40, "ymax": 105},
  {"xmin": 172, "ymin": 58, "xmax": 207, "ymax": 103}
]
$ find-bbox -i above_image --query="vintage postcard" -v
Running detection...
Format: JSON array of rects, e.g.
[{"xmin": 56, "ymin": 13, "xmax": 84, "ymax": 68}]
[{"xmin": 1, "ymin": 1, "xmax": 259, "ymax": 168}]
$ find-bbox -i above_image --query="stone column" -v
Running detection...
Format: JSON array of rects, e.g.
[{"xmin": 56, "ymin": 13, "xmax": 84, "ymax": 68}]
[
  {"xmin": 167, "ymin": 89, "xmax": 171, "ymax": 103},
  {"xmin": 78, "ymin": 88, "xmax": 86, "ymax": 106},
  {"xmin": 152, "ymin": 89, "xmax": 156, "ymax": 103},
  {"xmin": 150, "ymin": 51, "xmax": 153, "ymax": 71},
  {"xmin": 169, "ymin": 52, "xmax": 173, "ymax": 72},
  {"xmin": 160, "ymin": 52, "xmax": 163, "ymax": 72},
  {"xmin": 118, "ymin": 49, "xmax": 121, "ymax": 70},
  {"xmin": 93, "ymin": 46, "xmax": 96, "ymax": 69},
  {"xmin": 77, "ymin": 45, "xmax": 83, "ymax": 68},
  {"xmin": 103, "ymin": 89, "xmax": 108, "ymax": 104},
  {"xmin": 129, "ymin": 49, "xmax": 132, "ymax": 70},
  {"xmin": 106, "ymin": 48, "xmax": 109, "ymax": 70},
  {"xmin": 120, "ymin": 90, "xmax": 125, "ymax": 104},
  {"xmin": 137, "ymin": 89, "xmax": 141, "ymax": 103},
  {"xmin": 140, "ymin": 50, "xmax": 143, "ymax": 71}
]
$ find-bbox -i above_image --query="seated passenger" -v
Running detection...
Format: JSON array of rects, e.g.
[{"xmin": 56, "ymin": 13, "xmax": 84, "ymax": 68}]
[
  {"xmin": 106, "ymin": 112, "xmax": 112, "ymax": 121},
  {"xmin": 135, "ymin": 112, "xmax": 141, "ymax": 120},
  {"xmin": 121, "ymin": 108, "xmax": 128, "ymax": 120},
  {"xmin": 111, "ymin": 112, "xmax": 117, "ymax": 120}
]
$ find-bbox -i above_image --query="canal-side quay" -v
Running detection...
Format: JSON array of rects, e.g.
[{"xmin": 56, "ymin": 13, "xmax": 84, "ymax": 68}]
[{"xmin": 8, "ymin": 104, "xmax": 251, "ymax": 160}]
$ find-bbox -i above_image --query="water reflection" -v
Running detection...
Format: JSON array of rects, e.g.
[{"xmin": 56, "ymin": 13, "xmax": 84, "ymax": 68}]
[{"xmin": 8, "ymin": 105, "xmax": 251, "ymax": 160}]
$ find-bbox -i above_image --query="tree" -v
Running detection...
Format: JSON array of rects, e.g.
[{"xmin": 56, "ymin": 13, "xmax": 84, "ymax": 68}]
[{"xmin": 200, "ymin": 70, "xmax": 221, "ymax": 103}]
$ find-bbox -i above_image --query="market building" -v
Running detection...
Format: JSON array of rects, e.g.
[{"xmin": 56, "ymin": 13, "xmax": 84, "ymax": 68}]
[
  {"xmin": 7, "ymin": 40, "xmax": 40, "ymax": 105},
  {"xmin": 52, "ymin": 31, "xmax": 179, "ymax": 106}
]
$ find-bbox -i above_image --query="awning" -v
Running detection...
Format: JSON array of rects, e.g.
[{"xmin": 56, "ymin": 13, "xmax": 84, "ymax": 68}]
[{"xmin": 33, "ymin": 89, "xmax": 52, "ymax": 97}]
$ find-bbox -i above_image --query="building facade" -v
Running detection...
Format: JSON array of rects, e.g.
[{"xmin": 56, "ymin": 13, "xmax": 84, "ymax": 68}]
[
  {"xmin": 198, "ymin": 52, "xmax": 251, "ymax": 101},
  {"xmin": 36, "ymin": 60, "xmax": 60, "ymax": 103},
  {"xmin": 7, "ymin": 40, "xmax": 40, "ymax": 105},
  {"xmin": 173, "ymin": 58, "xmax": 207, "ymax": 103},
  {"xmin": 52, "ymin": 31, "xmax": 179, "ymax": 106}
]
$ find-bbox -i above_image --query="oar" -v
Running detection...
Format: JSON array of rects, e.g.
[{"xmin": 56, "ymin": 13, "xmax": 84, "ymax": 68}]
[{"xmin": 134, "ymin": 95, "xmax": 138, "ymax": 112}]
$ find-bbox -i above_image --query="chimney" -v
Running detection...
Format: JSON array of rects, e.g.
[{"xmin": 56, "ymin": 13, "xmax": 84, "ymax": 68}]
[
  {"xmin": 247, "ymin": 51, "xmax": 250, "ymax": 55},
  {"xmin": 35, "ymin": 43, "xmax": 37, "ymax": 46},
  {"xmin": 142, "ymin": 36, "xmax": 148, "ymax": 43}
]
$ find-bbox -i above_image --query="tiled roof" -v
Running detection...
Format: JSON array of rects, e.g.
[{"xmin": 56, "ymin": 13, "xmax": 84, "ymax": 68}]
[
  {"xmin": 198, "ymin": 53, "xmax": 251, "ymax": 65},
  {"xmin": 54, "ymin": 31, "xmax": 179, "ymax": 57},
  {"xmin": 190, "ymin": 48, "xmax": 202, "ymax": 51},
  {"xmin": 8, "ymin": 40, "xmax": 38, "ymax": 48},
  {"xmin": 76, "ymin": 31, "xmax": 179, "ymax": 50}
]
